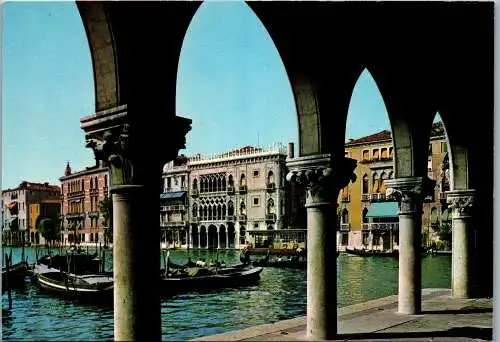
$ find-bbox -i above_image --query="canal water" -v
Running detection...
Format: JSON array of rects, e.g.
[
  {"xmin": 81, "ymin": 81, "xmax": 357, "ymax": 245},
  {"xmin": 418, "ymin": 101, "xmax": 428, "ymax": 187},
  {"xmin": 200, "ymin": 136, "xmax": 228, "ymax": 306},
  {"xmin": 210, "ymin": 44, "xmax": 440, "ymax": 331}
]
[{"xmin": 1, "ymin": 247, "xmax": 451, "ymax": 341}]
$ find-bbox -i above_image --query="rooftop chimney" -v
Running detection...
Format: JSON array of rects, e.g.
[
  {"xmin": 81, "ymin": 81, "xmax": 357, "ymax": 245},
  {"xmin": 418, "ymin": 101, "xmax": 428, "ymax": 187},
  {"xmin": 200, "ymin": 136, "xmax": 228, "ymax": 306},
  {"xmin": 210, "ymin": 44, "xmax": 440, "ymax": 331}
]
[{"xmin": 288, "ymin": 142, "xmax": 294, "ymax": 159}]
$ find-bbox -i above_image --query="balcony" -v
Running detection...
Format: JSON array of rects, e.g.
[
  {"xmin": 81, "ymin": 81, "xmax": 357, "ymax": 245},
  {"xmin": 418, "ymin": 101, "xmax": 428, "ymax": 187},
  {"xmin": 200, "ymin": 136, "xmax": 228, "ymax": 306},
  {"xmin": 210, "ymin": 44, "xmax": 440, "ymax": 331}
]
[
  {"xmin": 239, "ymin": 185, "xmax": 247, "ymax": 194},
  {"xmin": 341, "ymin": 195, "xmax": 350, "ymax": 203},
  {"xmin": 265, "ymin": 213, "xmax": 276, "ymax": 223},
  {"xmin": 66, "ymin": 212, "xmax": 85, "ymax": 219},
  {"xmin": 226, "ymin": 215, "xmax": 235, "ymax": 222},
  {"xmin": 238, "ymin": 214, "xmax": 247, "ymax": 223},
  {"xmin": 266, "ymin": 183, "xmax": 276, "ymax": 192},
  {"xmin": 191, "ymin": 188, "xmax": 199, "ymax": 197},
  {"xmin": 361, "ymin": 194, "xmax": 370, "ymax": 202},
  {"xmin": 160, "ymin": 221, "xmax": 187, "ymax": 228},
  {"xmin": 160, "ymin": 205, "xmax": 186, "ymax": 212},
  {"xmin": 340, "ymin": 223, "xmax": 350, "ymax": 231},
  {"xmin": 369, "ymin": 223, "xmax": 399, "ymax": 231},
  {"xmin": 227, "ymin": 186, "xmax": 235, "ymax": 195}
]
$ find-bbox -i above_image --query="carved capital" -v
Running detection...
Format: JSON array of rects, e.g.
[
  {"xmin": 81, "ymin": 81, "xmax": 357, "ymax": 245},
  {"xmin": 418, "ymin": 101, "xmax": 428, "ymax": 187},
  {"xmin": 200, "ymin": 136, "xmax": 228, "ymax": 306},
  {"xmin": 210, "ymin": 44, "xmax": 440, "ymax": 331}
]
[
  {"xmin": 385, "ymin": 177, "xmax": 433, "ymax": 215},
  {"xmin": 286, "ymin": 155, "xmax": 357, "ymax": 205},
  {"xmin": 446, "ymin": 189, "xmax": 475, "ymax": 219}
]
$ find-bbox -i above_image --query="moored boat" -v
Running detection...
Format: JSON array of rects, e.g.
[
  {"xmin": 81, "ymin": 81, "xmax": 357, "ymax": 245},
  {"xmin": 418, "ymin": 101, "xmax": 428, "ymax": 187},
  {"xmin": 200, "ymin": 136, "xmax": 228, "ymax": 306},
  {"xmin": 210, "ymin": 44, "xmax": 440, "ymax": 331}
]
[
  {"xmin": 345, "ymin": 248, "xmax": 398, "ymax": 257},
  {"xmin": 36, "ymin": 271, "xmax": 113, "ymax": 300}
]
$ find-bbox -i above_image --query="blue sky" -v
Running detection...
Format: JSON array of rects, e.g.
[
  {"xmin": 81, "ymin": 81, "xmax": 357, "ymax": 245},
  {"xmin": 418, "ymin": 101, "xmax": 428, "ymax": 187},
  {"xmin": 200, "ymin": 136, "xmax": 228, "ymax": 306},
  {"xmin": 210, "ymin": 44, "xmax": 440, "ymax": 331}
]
[{"xmin": 2, "ymin": 1, "xmax": 437, "ymax": 189}]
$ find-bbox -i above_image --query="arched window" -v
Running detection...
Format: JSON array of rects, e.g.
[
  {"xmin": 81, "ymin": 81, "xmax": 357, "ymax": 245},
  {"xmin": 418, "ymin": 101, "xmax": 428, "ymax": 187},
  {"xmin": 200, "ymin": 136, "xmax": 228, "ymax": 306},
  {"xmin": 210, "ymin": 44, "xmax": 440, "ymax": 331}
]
[
  {"xmin": 104, "ymin": 174, "xmax": 108, "ymax": 188},
  {"xmin": 362, "ymin": 207, "xmax": 368, "ymax": 223},
  {"xmin": 362, "ymin": 150, "xmax": 369, "ymax": 161},
  {"xmin": 95, "ymin": 177, "xmax": 98, "ymax": 189},
  {"xmin": 217, "ymin": 204, "xmax": 222, "ymax": 220},
  {"xmin": 90, "ymin": 178, "xmax": 94, "ymax": 189},
  {"xmin": 193, "ymin": 178, "xmax": 198, "ymax": 190},
  {"xmin": 192, "ymin": 203, "xmax": 198, "ymax": 217},
  {"xmin": 267, "ymin": 171, "xmax": 275, "ymax": 184},
  {"xmin": 203, "ymin": 206, "xmax": 208, "ymax": 220},
  {"xmin": 240, "ymin": 201, "xmax": 246, "ymax": 215},
  {"xmin": 379, "ymin": 172, "xmax": 387, "ymax": 193},
  {"xmin": 372, "ymin": 172, "xmax": 379, "ymax": 193},
  {"xmin": 217, "ymin": 177, "xmax": 222, "ymax": 192},
  {"xmin": 267, "ymin": 198, "xmax": 275, "ymax": 214},
  {"xmin": 342, "ymin": 209, "xmax": 349, "ymax": 224},
  {"xmin": 221, "ymin": 176, "xmax": 226, "ymax": 191},
  {"xmin": 372, "ymin": 149, "xmax": 380, "ymax": 160},
  {"xmin": 208, "ymin": 205, "xmax": 213, "ymax": 220},
  {"xmin": 389, "ymin": 147, "xmax": 394, "ymax": 158},
  {"xmin": 362, "ymin": 174, "xmax": 369, "ymax": 194},
  {"xmin": 228, "ymin": 174, "xmax": 234, "ymax": 186},
  {"xmin": 228, "ymin": 201, "xmax": 234, "ymax": 216},
  {"xmin": 381, "ymin": 148, "xmax": 388, "ymax": 159},
  {"xmin": 222, "ymin": 204, "xmax": 226, "ymax": 217},
  {"xmin": 240, "ymin": 174, "xmax": 246, "ymax": 186}
]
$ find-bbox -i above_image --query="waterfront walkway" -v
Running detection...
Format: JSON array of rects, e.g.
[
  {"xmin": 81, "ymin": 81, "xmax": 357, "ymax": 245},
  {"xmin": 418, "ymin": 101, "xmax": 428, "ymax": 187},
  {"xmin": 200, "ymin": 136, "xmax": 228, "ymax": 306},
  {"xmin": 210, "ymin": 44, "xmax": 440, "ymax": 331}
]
[{"xmin": 193, "ymin": 289, "xmax": 492, "ymax": 341}]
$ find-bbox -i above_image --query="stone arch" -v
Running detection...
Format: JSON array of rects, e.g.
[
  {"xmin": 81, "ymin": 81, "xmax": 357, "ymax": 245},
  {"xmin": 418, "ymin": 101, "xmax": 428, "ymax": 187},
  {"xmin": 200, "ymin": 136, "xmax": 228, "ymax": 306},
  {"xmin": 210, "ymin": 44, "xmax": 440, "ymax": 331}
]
[
  {"xmin": 267, "ymin": 170, "xmax": 275, "ymax": 184},
  {"xmin": 267, "ymin": 198, "xmax": 275, "ymax": 214},
  {"xmin": 200, "ymin": 225, "xmax": 207, "ymax": 248},
  {"xmin": 207, "ymin": 225, "xmax": 218, "ymax": 250},
  {"xmin": 76, "ymin": 3, "xmax": 121, "ymax": 110},
  {"xmin": 219, "ymin": 224, "xmax": 226, "ymax": 248},
  {"xmin": 227, "ymin": 223, "xmax": 235, "ymax": 248}
]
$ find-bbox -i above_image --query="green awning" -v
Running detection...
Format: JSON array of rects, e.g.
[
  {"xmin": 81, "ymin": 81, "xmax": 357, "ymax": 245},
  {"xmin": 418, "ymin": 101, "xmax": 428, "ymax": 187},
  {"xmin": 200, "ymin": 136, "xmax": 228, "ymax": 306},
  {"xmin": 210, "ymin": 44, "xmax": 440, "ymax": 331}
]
[
  {"xmin": 430, "ymin": 209, "xmax": 438, "ymax": 224},
  {"xmin": 365, "ymin": 202, "xmax": 399, "ymax": 218},
  {"xmin": 442, "ymin": 208, "xmax": 451, "ymax": 222}
]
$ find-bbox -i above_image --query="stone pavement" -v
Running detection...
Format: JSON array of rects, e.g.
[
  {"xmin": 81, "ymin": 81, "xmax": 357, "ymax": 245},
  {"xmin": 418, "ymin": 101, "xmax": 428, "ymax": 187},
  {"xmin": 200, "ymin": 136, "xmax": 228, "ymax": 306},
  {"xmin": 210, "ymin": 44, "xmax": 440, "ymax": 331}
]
[{"xmin": 192, "ymin": 289, "xmax": 492, "ymax": 341}]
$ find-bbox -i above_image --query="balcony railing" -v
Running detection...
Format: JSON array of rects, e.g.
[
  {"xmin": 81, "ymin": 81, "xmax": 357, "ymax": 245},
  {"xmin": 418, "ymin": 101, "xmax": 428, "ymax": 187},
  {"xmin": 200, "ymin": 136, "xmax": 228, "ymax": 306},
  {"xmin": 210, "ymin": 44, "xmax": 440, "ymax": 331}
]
[
  {"xmin": 160, "ymin": 221, "xmax": 187, "ymax": 227},
  {"xmin": 266, "ymin": 183, "xmax": 276, "ymax": 191},
  {"xmin": 341, "ymin": 195, "xmax": 350, "ymax": 203},
  {"xmin": 238, "ymin": 214, "xmax": 247, "ymax": 223},
  {"xmin": 68, "ymin": 190, "xmax": 85, "ymax": 198},
  {"xmin": 239, "ymin": 185, "xmax": 247, "ymax": 194},
  {"xmin": 226, "ymin": 215, "xmax": 235, "ymax": 222},
  {"xmin": 368, "ymin": 223, "xmax": 399, "ymax": 231},
  {"xmin": 340, "ymin": 223, "xmax": 350, "ymax": 231},
  {"xmin": 361, "ymin": 194, "xmax": 370, "ymax": 202},
  {"xmin": 265, "ymin": 213, "xmax": 276, "ymax": 222},
  {"xmin": 160, "ymin": 205, "xmax": 186, "ymax": 212},
  {"xmin": 227, "ymin": 186, "xmax": 235, "ymax": 195}
]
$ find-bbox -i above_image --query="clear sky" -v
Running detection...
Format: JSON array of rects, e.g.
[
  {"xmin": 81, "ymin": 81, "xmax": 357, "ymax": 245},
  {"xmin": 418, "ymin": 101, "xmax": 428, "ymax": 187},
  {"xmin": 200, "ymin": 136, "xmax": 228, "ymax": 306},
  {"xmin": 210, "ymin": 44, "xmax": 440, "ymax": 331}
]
[{"xmin": 2, "ymin": 1, "xmax": 439, "ymax": 190}]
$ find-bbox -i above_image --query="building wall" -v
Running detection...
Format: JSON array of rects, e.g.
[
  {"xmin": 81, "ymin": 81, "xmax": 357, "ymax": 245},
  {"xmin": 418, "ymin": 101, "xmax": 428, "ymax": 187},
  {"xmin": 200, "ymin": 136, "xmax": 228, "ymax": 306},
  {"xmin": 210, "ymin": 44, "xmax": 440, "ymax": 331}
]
[{"xmin": 60, "ymin": 165, "xmax": 109, "ymax": 244}]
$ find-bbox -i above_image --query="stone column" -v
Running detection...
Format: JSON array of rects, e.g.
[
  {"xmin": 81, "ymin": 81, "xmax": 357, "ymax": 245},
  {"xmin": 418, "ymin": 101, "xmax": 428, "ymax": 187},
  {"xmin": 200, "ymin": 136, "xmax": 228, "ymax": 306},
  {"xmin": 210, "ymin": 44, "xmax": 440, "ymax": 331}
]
[
  {"xmin": 287, "ymin": 155, "xmax": 356, "ymax": 340},
  {"xmin": 217, "ymin": 226, "xmax": 220, "ymax": 249},
  {"xmin": 386, "ymin": 177, "xmax": 432, "ymax": 315},
  {"xmin": 198, "ymin": 232, "xmax": 201, "ymax": 249},
  {"xmin": 83, "ymin": 108, "xmax": 192, "ymax": 341},
  {"xmin": 446, "ymin": 189, "xmax": 475, "ymax": 298},
  {"xmin": 206, "ymin": 231, "xmax": 209, "ymax": 249},
  {"xmin": 225, "ymin": 231, "xmax": 229, "ymax": 249}
]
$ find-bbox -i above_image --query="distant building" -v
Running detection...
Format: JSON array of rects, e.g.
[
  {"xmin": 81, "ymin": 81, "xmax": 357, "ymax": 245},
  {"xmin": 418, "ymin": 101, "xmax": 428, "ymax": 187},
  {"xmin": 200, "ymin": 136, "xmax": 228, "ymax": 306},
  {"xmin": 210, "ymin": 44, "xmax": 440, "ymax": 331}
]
[
  {"xmin": 2, "ymin": 181, "xmax": 61, "ymax": 245},
  {"xmin": 59, "ymin": 162, "xmax": 110, "ymax": 245},
  {"xmin": 161, "ymin": 143, "xmax": 300, "ymax": 249},
  {"xmin": 337, "ymin": 121, "xmax": 450, "ymax": 250}
]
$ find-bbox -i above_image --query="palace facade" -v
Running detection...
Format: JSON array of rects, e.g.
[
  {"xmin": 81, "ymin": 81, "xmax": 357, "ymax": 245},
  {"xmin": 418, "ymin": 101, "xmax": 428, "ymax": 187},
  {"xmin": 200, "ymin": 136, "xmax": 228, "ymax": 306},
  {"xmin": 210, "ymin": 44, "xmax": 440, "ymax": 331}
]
[
  {"xmin": 161, "ymin": 144, "xmax": 302, "ymax": 249},
  {"xmin": 1, "ymin": 181, "xmax": 61, "ymax": 245},
  {"xmin": 337, "ymin": 121, "xmax": 450, "ymax": 250},
  {"xmin": 59, "ymin": 162, "xmax": 110, "ymax": 245}
]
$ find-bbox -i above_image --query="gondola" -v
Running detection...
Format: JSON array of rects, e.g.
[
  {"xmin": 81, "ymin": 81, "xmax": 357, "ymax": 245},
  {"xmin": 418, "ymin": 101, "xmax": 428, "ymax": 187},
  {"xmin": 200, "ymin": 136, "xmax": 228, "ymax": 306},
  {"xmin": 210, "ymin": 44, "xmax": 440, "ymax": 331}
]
[
  {"xmin": 345, "ymin": 248, "xmax": 398, "ymax": 258},
  {"xmin": 34, "ymin": 252, "xmax": 101, "ymax": 276},
  {"xmin": 160, "ymin": 265, "xmax": 263, "ymax": 295},
  {"xmin": 36, "ymin": 271, "xmax": 113, "ymax": 301},
  {"xmin": 2, "ymin": 260, "xmax": 32, "ymax": 292}
]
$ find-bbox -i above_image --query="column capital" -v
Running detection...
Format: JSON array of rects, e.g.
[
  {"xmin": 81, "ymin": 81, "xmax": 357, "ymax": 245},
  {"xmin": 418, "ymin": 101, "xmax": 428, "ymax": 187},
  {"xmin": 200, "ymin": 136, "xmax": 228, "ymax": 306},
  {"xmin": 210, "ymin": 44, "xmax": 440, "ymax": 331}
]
[
  {"xmin": 385, "ymin": 177, "xmax": 435, "ymax": 215},
  {"xmin": 82, "ymin": 105, "xmax": 191, "ymax": 190},
  {"xmin": 286, "ymin": 154, "xmax": 357, "ymax": 205},
  {"xmin": 446, "ymin": 189, "xmax": 476, "ymax": 219}
]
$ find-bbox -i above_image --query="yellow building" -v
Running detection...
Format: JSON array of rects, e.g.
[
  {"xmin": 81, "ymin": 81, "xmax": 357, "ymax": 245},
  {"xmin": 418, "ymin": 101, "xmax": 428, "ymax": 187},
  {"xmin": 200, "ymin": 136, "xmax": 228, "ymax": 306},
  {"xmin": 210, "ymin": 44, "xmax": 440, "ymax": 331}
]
[
  {"xmin": 338, "ymin": 122, "xmax": 449, "ymax": 250},
  {"xmin": 28, "ymin": 200, "xmax": 61, "ymax": 245}
]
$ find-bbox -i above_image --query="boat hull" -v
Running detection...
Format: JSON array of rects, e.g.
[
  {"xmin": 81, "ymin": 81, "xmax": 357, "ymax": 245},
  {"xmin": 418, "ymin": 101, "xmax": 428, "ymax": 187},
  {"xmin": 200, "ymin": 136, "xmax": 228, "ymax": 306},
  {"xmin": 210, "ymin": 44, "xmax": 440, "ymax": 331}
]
[{"xmin": 36, "ymin": 272, "xmax": 113, "ymax": 301}]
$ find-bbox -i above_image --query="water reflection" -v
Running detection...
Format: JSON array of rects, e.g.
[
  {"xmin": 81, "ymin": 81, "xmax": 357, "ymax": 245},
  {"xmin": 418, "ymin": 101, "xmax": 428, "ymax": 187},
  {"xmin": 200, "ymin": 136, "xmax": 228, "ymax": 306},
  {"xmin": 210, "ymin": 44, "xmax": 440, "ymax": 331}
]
[{"xmin": 2, "ymin": 248, "xmax": 450, "ymax": 341}]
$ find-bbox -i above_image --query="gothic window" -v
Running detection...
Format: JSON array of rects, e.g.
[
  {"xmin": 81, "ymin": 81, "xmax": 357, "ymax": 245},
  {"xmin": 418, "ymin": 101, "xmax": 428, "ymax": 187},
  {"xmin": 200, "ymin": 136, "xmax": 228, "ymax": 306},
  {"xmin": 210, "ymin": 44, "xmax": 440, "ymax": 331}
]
[
  {"xmin": 192, "ymin": 203, "xmax": 197, "ymax": 217},
  {"xmin": 362, "ymin": 207, "xmax": 368, "ymax": 223},
  {"xmin": 203, "ymin": 206, "xmax": 208, "ymax": 220},
  {"xmin": 193, "ymin": 178, "xmax": 198, "ymax": 190},
  {"xmin": 389, "ymin": 147, "xmax": 394, "ymax": 158},
  {"xmin": 221, "ymin": 177, "xmax": 226, "ymax": 191},
  {"xmin": 208, "ymin": 205, "xmax": 213, "ymax": 220},
  {"xmin": 342, "ymin": 209, "xmax": 349, "ymax": 224},
  {"xmin": 267, "ymin": 198, "xmax": 275, "ymax": 214},
  {"xmin": 362, "ymin": 150, "xmax": 369, "ymax": 161},
  {"xmin": 267, "ymin": 171, "xmax": 275, "ymax": 184},
  {"xmin": 381, "ymin": 148, "xmax": 388, "ymax": 159},
  {"xmin": 372, "ymin": 172, "xmax": 379, "ymax": 193},
  {"xmin": 379, "ymin": 172, "xmax": 387, "ymax": 194},
  {"xmin": 362, "ymin": 174, "xmax": 369, "ymax": 194},
  {"xmin": 228, "ymin": 201, "xmax": 234, "ymax": 216},
  {"xmin": 372, "ymin": 149, "xmax": 380, "ymax": 160},
  {"xmin": 104, "ymin": 174, "xmax": 108, "ymax": 188},
  {"xmin": 222, "ymin": 204, "xmax": 226, "ymax": 217},
  {"xmin": 217, "ymin": 204, "xmax": 222, "ymax": 220},
  {"xmin": 90, "ymin": 178, "xmax": 94, "ymax": 189},
  {"xmin": 95, "ymin": 177, "xmax": 98, "ymax": 189},
  {"xmin": 217, "ymin": 177, "xmax": 222, "ymax": 192},
  {"xmin": 240, "ymin": 201, "xmax": 246, "ymax": 215},
  {"xmin": 240, "ymin": 174, "xmax": 246, "ymax": 186},
  {"xmin": 228, "ymin": 174, "xmax": 234, "ymax": 186}
]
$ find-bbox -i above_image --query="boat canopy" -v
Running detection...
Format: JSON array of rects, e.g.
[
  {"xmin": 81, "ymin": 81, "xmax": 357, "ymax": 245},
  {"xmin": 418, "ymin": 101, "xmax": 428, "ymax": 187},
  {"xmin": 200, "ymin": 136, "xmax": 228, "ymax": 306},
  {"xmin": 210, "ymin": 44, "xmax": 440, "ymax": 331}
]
[{"xmin": 365, "ymin": 202, "xmax": 399, "ymax": 218}]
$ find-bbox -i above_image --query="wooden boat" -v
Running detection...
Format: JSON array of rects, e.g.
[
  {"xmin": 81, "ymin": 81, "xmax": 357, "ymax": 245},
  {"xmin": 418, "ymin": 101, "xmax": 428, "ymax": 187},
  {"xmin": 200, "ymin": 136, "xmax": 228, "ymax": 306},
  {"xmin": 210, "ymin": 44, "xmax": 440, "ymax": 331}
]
[
  {"xmin": 34, "ymin": 252, "xmax": 101, "ymax": 275},
  {"xmin": 36, "ymin": 271, "xmax": 113, "ymax": 300},
  {"xmin": 160, "ymin": 266, "xmax": 263, "ymax": 295},
  {"xmin": 345, "ymin": 248, "xmax": 398, "ymax": 258},
  {"xmin": 2, "ymin": 260, "xmax": 32, "ymax": 292}
]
